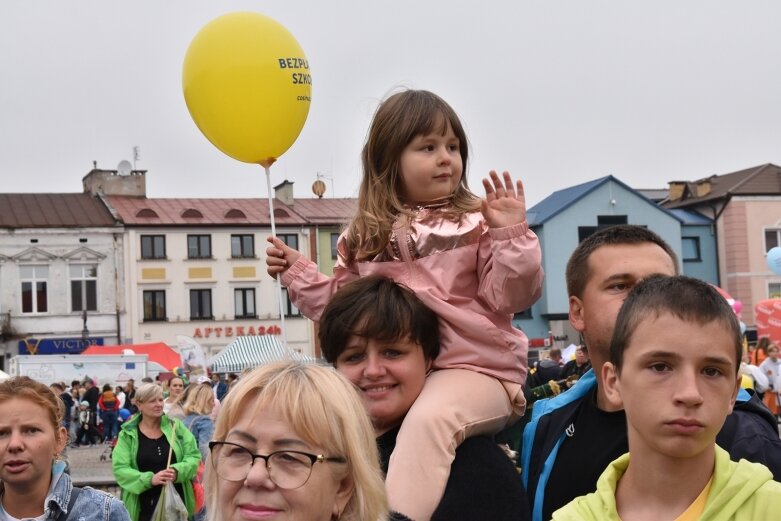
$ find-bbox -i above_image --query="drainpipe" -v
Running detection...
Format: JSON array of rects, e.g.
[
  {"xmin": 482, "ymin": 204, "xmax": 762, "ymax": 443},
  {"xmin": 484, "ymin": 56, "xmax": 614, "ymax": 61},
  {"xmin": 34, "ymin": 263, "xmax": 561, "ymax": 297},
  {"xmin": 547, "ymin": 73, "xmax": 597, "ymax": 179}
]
[{"xmin": 113, "ymin": 233, "xmax": 122, "ymax": 344}]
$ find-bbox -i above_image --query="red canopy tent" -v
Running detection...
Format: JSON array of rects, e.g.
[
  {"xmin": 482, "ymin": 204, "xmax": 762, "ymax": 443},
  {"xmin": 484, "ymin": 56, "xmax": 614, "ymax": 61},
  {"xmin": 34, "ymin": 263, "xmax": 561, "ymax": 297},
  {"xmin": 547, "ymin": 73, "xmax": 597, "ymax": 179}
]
[{"xmin": 81, "ymin": 342, "xmax": 181, "ymax": 371}]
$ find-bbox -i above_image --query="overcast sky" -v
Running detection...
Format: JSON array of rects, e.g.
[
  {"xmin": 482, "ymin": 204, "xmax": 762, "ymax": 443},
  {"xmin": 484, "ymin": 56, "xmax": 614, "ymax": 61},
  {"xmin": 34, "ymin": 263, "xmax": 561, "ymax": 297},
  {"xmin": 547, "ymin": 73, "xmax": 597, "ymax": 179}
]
[{"xmin": 2, "ymin": 1, "xmax": 780, "ymax": 207}]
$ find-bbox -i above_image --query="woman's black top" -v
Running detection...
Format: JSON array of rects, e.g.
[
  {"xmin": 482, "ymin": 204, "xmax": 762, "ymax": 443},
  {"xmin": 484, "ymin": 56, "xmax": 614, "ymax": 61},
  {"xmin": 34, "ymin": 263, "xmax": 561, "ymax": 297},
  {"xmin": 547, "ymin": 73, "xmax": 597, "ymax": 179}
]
[
  {"xmin": 378, "ymin": 424, "xmax": 531, "ymax": 521},
  {"xmin": 136, "ymin": 428, "xmax": 185, "ymax": 521}
]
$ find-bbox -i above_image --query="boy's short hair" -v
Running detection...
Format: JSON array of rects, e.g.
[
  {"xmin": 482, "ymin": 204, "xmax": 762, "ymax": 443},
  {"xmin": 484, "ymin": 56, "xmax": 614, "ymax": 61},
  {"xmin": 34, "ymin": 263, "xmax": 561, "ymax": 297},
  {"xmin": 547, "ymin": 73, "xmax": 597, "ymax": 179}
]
[
  {"xmin": 610, "ymin": 275, "xmax": 742, "ymax": 373},
  {"xmin": 319, "ymin": 276, "xmax": 440, "ymax": 363},
  {"xmin": 566, "ymin": 225, "xmax": 679, "ymax": 298}
]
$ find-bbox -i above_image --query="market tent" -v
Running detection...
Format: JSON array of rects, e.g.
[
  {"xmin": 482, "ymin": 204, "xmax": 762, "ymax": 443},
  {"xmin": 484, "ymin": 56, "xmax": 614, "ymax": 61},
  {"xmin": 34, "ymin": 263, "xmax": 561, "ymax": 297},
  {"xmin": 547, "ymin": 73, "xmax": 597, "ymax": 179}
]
[
  {"xmin": 209, "ymin": 336, "xmax": 318, "ymax": 374},
  {"xmin": 82, "ymin": 342, "xmax": 181, "ymax": 370}
]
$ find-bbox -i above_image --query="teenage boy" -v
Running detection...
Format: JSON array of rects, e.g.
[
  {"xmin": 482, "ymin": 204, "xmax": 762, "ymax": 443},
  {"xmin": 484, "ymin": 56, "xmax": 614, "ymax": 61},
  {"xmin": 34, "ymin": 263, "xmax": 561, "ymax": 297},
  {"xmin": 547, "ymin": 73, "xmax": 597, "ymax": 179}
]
[
  {"xmin": 554, "ymin": 275, "xmax": 781, "ymax": 520},
  {"xmin": 521, "ymin": 225, "xmax": 781, "ymax": 521}
]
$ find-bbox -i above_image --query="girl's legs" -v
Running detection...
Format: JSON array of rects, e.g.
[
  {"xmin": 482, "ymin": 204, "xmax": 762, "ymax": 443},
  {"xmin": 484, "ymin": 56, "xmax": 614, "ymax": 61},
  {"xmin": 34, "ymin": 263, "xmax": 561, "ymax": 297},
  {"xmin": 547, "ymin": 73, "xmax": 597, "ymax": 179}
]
[{"xmin": 385, "ymin": 369, "xmax": 516, "ymax": 521}]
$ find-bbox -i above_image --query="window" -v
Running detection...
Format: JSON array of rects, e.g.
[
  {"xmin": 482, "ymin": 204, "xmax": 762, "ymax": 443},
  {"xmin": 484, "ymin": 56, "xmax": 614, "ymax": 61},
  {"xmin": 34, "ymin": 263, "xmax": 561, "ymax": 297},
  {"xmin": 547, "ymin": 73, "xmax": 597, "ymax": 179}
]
[
  {"xmin": 682, "ymin": 236, "xmax": 701, "ymax": 262},
  {"xmin": 231, "ymin": 235, "xmax": 255, "ymax": 258},
  {"xmin": 143, "ymin": 290, "xmax": 166, "ymax": 321},
  {"xmin": 190, "ymin": 289, "xmax": 213, "ymax": 320},
  {"xmin": 597, "ymin": 215, "xmax": 628, "ymax": 226},
  {"xmin": 234, "ymin": 288, "xmax": 256, "ymax": 318},
  {"xmin": 765, "ymin": 229, "xmax": 781, "ymax": 253},
  {"xmin": 141, "ymin": 235, "xmax": 166, "ymax": 259},
  {"xmin": 70, "ymin": 265, "xmax": 97, "ymax": 312},
  {"xmin": 187, "ymin": 235, "xmax": 212, "ymax": 259},
  {"xmin": 770, "ymin": 283, "xmax": 781, "ymax": 299},
  {"xmin": 579, "ymin": 219, "xmax": 641, "ymax": 243},
  {"xmin": 20, "ymin": 265, "xmax": 48, "ymax": 313},
  {"xmin": 278, "ymin": 234, "xmax": 298, "ymax": 251},
  {"xmin": 514, "ymin": 308, "xmax": 533, "ymax": 320},
  {"xmin": 330, "ymin": 233, "xmax": 339, "ymax": 260},
  {"xmin": 282, "ymin": 288, "xmax": 301, "ymax": 317}
]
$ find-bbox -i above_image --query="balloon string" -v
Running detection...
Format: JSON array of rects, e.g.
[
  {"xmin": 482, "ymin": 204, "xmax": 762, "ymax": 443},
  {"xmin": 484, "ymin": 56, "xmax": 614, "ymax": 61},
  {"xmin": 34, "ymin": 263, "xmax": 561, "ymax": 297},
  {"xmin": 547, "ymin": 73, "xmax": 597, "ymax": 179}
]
[{"xmin": 264, "ymin": 164, "xmax": 288, "ymax": 350}]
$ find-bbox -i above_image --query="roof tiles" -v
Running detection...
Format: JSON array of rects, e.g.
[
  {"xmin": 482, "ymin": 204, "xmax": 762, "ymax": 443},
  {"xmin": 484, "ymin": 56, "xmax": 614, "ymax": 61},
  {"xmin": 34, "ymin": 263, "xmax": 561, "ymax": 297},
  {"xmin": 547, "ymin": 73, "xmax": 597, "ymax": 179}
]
[
  {"xmin": 106, "ymin": 196, "xmax": 355, "ymax": 227},
  {"xmin": 0, "ymin": 194, "xmax": 117, "ymax": 229}
]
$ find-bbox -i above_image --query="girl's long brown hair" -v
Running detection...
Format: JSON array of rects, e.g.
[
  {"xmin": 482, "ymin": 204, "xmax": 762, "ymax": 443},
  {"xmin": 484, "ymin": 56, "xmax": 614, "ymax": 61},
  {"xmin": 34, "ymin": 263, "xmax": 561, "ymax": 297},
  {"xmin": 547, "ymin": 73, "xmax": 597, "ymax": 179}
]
[{"xmin": 345, "ymin": 89, "xmax": 481, "ymax": 263}]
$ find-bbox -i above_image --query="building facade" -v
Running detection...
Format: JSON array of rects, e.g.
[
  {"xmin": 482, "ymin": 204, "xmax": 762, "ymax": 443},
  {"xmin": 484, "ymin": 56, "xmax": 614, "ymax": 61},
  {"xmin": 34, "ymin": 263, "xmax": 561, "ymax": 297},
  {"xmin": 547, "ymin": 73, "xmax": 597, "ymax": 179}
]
[
  {"xmin": 520, "ymin": 175, "xmax": 716, "ymax": 355},
  {"xmin": 0, "ymin": 192, "xmax": 125, "ymax": 370},
  {"xmin": 665, "ymin": 163, "xmax": 781, "ymax": 331},
  {"xmin": 99, "ymin": 175, "xmax": 353, "ymax": 359}
]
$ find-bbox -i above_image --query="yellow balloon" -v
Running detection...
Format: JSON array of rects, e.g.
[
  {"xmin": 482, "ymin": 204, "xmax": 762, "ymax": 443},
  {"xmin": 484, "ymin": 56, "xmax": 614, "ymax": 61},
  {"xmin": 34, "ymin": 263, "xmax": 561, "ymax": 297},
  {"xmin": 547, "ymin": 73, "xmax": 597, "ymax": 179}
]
[{"xmin": 183, "ymin": 12, "xmax": 311, "ymax": 166}]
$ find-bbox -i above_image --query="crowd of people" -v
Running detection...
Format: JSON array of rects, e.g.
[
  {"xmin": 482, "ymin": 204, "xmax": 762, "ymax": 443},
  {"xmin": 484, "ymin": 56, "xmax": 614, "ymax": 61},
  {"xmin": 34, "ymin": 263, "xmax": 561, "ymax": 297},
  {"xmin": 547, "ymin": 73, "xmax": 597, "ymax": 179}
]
[
  {"xmin": 3, "ymin": 89, "xmax": 781, "ymax": 520},
  {"xmin": 46, "ymin": 372, "xmax": 238, "ymax": 450}
]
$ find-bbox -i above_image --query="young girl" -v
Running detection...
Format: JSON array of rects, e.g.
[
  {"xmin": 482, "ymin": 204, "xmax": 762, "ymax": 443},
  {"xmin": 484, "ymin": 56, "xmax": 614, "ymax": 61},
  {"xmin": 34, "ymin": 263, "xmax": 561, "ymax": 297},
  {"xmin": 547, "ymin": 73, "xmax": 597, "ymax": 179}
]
[{"xmin": 266, "ymin": 89, "xmax": 543, "ymax": 521}]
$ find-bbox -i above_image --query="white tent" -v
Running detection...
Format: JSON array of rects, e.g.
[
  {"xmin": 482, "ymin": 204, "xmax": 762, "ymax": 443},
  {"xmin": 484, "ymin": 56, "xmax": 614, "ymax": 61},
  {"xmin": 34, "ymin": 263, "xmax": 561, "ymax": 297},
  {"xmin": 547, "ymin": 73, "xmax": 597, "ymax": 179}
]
[
  {"xmin": 0, "ymin": 369, "xmax": 10, "ymax": 381},
  {"xmin": 209, "ymin": 336, "xmax": 319, "ymax": 374}
]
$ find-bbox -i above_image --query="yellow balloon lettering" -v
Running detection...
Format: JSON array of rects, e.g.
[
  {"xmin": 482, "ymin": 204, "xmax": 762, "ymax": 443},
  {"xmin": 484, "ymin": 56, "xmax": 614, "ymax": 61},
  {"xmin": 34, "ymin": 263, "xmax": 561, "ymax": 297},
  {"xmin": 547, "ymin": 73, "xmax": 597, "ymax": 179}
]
[
  {"xmin": 278, "ymin": 58, "xmax": 309, "ymax": 69},
  {"xmin": 292, "ymin": 73, "xmax": 312, "ymax": 85}
]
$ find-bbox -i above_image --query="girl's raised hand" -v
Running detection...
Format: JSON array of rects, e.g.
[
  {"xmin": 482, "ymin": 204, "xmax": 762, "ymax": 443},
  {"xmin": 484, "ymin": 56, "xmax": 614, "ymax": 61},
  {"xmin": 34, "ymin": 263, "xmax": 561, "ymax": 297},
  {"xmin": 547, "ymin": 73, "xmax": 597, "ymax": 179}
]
[
  {"xmin": 265, "ymin": 236, "xmax": 302, "ymax": 278},
  {"xmin": 481, "ymin": 171, "xmax": 527, "ymax": 228}
]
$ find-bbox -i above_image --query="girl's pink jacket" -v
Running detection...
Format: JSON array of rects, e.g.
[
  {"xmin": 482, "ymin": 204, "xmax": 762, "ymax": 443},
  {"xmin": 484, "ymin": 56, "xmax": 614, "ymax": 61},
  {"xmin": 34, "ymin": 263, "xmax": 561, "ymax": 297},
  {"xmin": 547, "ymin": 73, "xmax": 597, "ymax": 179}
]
[{"xmin": 281, "ymin": 207, "xmax": 544, "ymax": 385}]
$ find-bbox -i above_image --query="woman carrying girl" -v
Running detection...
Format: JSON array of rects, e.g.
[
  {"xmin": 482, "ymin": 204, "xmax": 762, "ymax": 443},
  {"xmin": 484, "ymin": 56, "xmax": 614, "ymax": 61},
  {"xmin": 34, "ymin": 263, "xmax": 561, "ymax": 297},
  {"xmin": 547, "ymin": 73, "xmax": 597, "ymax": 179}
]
[{"xmin": 267, "ymin": 89, "xmax": 543, "ymax": 521}]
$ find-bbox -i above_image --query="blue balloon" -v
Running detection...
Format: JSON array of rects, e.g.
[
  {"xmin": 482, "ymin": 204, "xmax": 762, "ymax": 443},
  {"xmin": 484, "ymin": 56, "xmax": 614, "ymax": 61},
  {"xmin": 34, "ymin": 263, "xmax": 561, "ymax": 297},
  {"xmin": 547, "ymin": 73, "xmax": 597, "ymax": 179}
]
[
  {"xmin": 767, "ymin": 247, "xmax": 781, "ymax": 276},
  {"xmin": 119, "ymin": 408, "xmax": 131, "ymax": 421},
  {"xmin": 739, "ymin": 321, "xmax": 747, "ymax": 335}
]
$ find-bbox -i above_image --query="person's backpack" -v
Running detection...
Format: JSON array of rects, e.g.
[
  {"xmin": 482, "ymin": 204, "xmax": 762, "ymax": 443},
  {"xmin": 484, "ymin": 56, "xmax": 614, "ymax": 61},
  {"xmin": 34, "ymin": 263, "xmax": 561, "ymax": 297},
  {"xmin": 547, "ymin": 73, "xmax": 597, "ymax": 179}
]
[{"xmin": 102, "ymin": 390, "xmax": 117, "ymax": 410}]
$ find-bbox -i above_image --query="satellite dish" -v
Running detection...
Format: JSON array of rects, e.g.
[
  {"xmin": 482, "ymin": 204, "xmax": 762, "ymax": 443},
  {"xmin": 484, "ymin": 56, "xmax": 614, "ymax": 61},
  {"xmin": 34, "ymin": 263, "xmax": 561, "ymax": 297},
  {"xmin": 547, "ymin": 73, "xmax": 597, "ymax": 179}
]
[
  {"xmin": 312, "ymin": 179, "xmax": 326, "ymax": 198},
  {"xmin": 117, "ymin": 160, "xmax": 132, "ymax": 176}
]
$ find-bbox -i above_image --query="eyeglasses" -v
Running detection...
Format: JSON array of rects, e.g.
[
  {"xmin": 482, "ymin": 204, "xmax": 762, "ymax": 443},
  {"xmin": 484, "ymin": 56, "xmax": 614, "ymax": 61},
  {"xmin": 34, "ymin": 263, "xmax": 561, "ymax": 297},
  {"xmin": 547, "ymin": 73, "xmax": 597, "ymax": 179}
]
[{"xmin": 208, "ymin": 441, "xmax": 346, "ymax": 489}]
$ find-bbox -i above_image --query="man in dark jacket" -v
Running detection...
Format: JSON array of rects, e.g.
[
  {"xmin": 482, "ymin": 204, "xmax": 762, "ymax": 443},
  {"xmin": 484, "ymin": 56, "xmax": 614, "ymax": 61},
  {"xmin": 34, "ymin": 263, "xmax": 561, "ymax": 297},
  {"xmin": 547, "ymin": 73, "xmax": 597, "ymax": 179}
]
[
  {"xmin": 51, "ymin": 382, "xmax": 73, "ymax": 432},
  {"xmin": 521, "ymin": 225, "xmax": 781, "ymax": 521},
  {"xmin": 211, "ymin": 373, "xmax": 228, "ymax": 401},
  {"xmin": 81, "ymin": 376, "xmax": 100, "ymax": 433}
]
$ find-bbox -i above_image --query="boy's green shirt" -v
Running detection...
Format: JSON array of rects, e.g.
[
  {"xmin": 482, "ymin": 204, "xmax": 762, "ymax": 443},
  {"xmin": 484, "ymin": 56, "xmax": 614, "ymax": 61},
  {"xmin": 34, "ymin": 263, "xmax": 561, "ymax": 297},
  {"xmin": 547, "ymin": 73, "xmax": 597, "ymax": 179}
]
[{"xmin": 553, "ymin": 445, "xmax": 781, "ymax": 521}]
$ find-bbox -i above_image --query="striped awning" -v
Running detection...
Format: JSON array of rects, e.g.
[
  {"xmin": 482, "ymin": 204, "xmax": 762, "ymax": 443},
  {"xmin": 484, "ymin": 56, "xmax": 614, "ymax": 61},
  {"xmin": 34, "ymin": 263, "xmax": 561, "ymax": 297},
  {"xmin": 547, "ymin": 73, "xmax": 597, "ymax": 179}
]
[{"xmin": 208, "ymin": 336, "xmax": 319, "ymax": 374}]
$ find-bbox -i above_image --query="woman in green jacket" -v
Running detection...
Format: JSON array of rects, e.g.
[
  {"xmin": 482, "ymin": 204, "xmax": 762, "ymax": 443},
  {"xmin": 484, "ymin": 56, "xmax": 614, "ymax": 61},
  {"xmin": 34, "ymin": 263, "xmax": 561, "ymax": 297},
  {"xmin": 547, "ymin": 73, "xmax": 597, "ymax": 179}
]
[{"xmin": 112, "ymin": 383, "xmax": 201, "ymax": 521}]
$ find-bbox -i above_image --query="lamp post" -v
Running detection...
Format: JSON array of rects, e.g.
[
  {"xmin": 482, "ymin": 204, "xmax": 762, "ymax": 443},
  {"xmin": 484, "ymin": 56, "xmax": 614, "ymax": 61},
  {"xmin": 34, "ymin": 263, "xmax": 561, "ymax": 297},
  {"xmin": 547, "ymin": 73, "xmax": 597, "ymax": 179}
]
[{"xmin": 81, "ymin": 310, "xmax": 90, "ymax": 346}]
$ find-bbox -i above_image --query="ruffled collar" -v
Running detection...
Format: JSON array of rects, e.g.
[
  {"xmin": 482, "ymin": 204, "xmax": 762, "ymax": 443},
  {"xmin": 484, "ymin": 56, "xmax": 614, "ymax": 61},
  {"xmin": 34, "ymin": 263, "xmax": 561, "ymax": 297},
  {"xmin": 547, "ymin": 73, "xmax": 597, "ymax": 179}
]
[{"xmin": 402, "ymin": 196, "xmax": 453, "ymax": 211}]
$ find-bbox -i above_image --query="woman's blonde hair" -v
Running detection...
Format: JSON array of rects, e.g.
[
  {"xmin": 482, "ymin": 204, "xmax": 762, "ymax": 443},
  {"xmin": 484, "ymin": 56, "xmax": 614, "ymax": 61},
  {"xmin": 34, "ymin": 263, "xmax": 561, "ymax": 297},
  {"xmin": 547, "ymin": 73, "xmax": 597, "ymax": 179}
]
[
  {"xmin": 205, "ymin": 362, "xmax": 388, "ymax": 521},
  {"xmin": 134, "ymin": 383, "xmax": 163, "ymax": 404},
  {"xmin": 346, "ymin": 89, "xmax": 481, "ymax": 263},
  {"xmin": 182, "ymin": 383, "xmax": 214, "ymax": 416},
  {"xmin": 0, "ymin": 376, "xmax": 67, "ymax": 455}
]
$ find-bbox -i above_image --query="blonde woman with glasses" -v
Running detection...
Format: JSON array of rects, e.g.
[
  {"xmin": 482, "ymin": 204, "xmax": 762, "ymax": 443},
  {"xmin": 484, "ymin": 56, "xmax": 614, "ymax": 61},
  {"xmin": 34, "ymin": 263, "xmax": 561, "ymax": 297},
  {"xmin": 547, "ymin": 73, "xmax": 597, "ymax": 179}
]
[{"xmin": 205, "ymin": 361, "xmax": 389, "ymax": 521}]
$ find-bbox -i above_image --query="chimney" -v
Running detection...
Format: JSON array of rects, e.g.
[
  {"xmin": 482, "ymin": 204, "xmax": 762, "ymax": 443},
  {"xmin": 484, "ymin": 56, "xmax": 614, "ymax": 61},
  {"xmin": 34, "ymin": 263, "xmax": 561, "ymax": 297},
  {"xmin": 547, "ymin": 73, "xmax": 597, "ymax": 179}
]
[
  {"xmin": 667, "ymin": 181, "xmax": 686, "ymax": 202},
  {"xmin": 695, "ymin": 179, "xmax": 712, "ymax": 197},
  {"xmin": 83, "ymin": 167, "xmax": 147, "ymax": 197},
  {"xmin": 274, "ymin": 180, "xmax": 295, "ymax": 206}
]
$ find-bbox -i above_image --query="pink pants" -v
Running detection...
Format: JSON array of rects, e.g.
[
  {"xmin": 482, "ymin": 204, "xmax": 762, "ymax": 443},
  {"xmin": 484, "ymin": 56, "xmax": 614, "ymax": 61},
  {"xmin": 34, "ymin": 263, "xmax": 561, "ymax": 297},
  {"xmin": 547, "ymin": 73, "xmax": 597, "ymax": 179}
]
[{"xmin": 385, "ymin": 368, "xmax": 524, "ymax": 521}]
